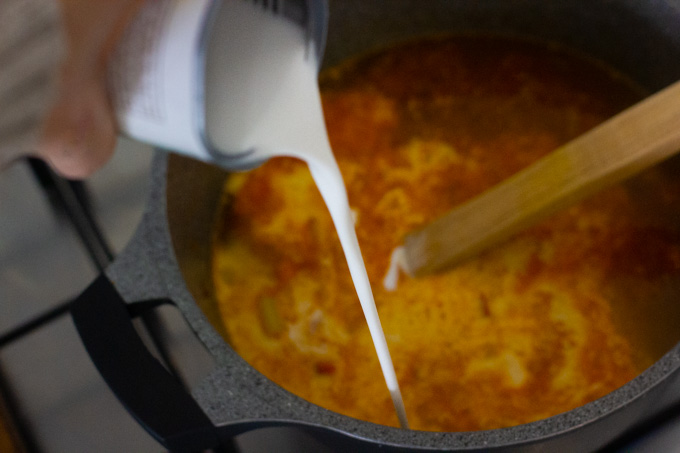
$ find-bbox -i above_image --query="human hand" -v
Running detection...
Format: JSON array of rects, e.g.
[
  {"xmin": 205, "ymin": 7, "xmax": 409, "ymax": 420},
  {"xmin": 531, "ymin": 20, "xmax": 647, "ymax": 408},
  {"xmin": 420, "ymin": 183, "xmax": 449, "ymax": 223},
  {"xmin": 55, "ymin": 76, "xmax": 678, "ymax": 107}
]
[{"xmin": 37, "ymin": 0, "xmax": 144, "ymax": 179}]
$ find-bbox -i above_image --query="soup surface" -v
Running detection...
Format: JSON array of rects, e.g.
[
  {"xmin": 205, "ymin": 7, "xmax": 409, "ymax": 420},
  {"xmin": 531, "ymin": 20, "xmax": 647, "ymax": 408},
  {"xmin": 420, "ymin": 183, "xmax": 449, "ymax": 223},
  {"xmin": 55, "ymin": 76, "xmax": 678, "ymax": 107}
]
[{"xmin": 212, "ymin": 36, "xmax": 680, "ymax": 431}]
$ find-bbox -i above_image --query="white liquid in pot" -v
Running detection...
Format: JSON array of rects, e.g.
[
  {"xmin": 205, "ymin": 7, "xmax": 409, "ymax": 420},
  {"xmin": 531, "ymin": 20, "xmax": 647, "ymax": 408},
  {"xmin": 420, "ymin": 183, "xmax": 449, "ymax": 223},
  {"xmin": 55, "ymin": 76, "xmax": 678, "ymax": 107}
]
[{"xmin": 205, "ymin": 4, "xmax": 409, "ymax": 429}]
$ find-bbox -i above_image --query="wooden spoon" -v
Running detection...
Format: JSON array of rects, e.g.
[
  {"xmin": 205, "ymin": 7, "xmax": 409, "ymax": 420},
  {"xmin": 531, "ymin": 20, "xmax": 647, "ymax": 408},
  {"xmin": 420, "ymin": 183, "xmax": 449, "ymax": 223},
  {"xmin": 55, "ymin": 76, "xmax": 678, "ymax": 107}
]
[{"xmin": 402, "ymin": 80, "xmax": 680, "ymax": 277}]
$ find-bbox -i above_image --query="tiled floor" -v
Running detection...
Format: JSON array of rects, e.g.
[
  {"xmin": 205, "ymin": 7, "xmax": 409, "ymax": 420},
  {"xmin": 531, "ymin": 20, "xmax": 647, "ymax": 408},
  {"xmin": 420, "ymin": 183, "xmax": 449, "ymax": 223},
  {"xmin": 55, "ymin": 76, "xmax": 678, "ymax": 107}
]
[{"xmin": 1, "ymin": 137, "xmax": 680, "ymax": 452}]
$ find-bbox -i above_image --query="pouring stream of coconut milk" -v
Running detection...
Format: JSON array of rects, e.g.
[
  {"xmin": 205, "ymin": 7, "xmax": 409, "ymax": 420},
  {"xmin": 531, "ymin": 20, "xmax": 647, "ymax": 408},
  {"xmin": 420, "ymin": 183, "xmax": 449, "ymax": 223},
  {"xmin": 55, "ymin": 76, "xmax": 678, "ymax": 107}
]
[{"xmin": 110, "ymin": 0, "xmax": 409, "ymax": 429}]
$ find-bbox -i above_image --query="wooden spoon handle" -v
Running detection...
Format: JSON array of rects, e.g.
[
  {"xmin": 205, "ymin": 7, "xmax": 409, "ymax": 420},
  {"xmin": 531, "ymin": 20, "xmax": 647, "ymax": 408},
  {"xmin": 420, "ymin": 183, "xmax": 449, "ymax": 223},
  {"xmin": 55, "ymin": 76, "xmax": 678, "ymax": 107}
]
[{"xmin": 403, "ymin": 79, "xmax": 680, "ymax": 277}]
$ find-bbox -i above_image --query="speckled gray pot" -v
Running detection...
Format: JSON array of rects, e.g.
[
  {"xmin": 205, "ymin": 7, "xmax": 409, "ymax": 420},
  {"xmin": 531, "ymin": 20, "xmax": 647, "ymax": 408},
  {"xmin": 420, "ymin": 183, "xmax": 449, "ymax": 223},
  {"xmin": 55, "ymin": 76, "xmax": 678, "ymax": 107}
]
[{"xmin": 102, "ymin": 0, "xmax": 680, "ymax": 451}]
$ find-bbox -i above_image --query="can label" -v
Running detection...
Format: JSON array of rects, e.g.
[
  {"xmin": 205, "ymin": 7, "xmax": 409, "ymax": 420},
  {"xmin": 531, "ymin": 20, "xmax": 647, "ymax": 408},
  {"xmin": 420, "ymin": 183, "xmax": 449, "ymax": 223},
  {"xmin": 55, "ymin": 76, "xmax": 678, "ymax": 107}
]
[{"xmin": 109, "ymin": 0, "xmax": 213, "ymax": 161}]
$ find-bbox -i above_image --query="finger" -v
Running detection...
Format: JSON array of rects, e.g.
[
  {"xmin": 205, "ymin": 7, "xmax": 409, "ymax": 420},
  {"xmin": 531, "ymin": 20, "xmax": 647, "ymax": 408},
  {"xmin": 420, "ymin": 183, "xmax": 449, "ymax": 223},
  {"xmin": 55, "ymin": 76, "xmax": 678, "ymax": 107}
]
[{"xmin": 37, "ymin": 79, "xmax": 117, "ymax": 179}]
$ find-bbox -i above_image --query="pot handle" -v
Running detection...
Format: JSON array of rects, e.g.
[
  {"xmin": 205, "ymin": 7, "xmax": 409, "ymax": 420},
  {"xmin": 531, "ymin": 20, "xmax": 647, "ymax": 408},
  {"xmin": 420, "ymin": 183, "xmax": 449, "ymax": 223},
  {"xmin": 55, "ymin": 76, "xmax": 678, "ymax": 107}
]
[{"xmin": 70, "ymin": 275, "xmax": 220, "ymax": 452}]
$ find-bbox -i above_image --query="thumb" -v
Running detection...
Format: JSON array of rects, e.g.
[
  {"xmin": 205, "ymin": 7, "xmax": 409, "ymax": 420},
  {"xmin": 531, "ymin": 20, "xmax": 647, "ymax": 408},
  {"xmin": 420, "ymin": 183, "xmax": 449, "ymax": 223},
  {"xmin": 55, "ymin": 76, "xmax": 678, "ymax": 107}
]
[{"xmin": 37, "ymin": 77, "xmax": 117, "ymax": 179}]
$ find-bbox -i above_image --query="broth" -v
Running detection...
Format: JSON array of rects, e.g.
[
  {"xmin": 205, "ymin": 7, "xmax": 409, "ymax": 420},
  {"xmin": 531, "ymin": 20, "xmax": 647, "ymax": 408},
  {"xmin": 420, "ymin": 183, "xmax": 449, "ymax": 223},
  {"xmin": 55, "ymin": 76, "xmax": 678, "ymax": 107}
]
[{"xmin": 211, "ymin": 36, "xmax": 680, "ymax": 431}]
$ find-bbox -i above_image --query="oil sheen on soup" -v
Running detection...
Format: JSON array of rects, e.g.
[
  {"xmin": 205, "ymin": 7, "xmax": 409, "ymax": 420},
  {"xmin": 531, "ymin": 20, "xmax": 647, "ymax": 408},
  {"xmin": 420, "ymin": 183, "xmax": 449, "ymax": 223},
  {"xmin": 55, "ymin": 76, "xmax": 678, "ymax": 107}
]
[{"xmin": 211, "ymin": 36, "xmax": 680, "ymax": 432}]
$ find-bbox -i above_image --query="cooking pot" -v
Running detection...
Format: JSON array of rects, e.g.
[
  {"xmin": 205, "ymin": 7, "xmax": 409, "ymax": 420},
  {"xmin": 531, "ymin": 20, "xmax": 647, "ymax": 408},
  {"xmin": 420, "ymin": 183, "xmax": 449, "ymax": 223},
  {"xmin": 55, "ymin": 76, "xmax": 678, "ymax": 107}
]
[{"xmin": 71, "ymin": 0, "xmax": 680, "ymax": 451}]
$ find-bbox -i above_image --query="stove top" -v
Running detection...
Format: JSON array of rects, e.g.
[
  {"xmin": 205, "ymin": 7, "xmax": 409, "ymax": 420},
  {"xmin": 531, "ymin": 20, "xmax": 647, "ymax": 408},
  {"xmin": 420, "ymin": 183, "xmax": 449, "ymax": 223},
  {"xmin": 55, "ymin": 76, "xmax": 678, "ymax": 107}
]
[{"xmin": 0, "ymin": 138, "xmax": 679, "ymax": 452}]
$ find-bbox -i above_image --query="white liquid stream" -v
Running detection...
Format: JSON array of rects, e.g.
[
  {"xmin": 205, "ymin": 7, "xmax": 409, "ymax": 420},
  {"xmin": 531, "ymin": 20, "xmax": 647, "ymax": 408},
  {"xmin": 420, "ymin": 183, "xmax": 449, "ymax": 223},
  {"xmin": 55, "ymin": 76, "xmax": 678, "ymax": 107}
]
[{"xmin": 205, "ymin": 3, "xmax": 409, "ymax": 428}]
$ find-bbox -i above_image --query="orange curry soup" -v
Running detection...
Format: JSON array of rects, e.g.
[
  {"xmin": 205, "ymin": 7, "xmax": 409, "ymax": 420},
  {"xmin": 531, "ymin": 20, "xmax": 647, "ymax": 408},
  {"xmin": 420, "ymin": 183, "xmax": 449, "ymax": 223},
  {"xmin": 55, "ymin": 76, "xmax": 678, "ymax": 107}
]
[{"xmin": 211, "ymin": 36, "xmax": 680, "ymax": 431}]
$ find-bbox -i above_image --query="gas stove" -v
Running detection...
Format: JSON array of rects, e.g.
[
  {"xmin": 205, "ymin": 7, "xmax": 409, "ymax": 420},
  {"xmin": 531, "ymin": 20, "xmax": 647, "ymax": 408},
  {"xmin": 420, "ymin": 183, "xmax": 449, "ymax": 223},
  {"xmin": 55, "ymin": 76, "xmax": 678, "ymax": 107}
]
[{"xmin": 1, "ymin": 138, "xmax": 679, "ymax": 452}]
